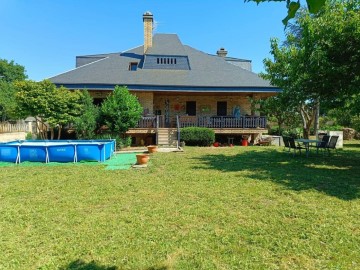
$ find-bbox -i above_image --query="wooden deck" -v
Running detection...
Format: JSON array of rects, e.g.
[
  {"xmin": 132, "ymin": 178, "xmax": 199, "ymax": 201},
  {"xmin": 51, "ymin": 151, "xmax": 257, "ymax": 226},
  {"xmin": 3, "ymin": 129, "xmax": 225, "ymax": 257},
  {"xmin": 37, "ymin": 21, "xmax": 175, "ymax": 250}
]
[{"xmin": 128, "ymin": 115, "xmax": 268, "ymax": 136}]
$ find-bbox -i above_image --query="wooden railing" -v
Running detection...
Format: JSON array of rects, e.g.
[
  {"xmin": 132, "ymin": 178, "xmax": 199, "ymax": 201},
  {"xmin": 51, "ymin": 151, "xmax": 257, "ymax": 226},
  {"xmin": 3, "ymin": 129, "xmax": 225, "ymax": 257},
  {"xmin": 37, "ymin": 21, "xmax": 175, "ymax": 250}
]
[
  {"xmin": 137, "ymin": 116, "xmax": 157, "ymax": 128},
  {"xmin": 136, "ymin": 115, "xmax": 166, "ymax": 128},
  {"xmin": 136, "ymin": 115, "xmax": 267, "ymax": 129},
  {"xmin": 179, "ymin": 116, "xmax": 267, "ymax": 129},
  {"xmin": 0, "ymin": 122, "xmax": 29, "ymax": 133}
]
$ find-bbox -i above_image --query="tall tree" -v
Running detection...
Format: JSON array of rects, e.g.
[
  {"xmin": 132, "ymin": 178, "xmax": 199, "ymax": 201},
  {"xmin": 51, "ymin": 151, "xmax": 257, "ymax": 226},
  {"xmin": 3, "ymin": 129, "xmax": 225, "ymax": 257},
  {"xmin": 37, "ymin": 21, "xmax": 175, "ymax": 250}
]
[
  {"xmin": 245, "ymin": 0, "xmax": 327, "ymax": 25},
  {"xmin": 0, "ymin": 59, "xmax": 27, "ymax": 120},
  {"xmin": 250, "ymin": 92, "xmax": 301, "ymax": 134},
  {"xmin": 0, "ymin": 81, "xmax": 17, "ymax": 121},
  {"xmin": 0, "ymin": 59, "xmax": 27, "ymax": 83},
  {"xmin": 15, "ymin": 80, "xmax": 82, "ymax": 139},
  {"xmin": 262, "ymin": 0, "xmax": 360, "ymax": 138}
]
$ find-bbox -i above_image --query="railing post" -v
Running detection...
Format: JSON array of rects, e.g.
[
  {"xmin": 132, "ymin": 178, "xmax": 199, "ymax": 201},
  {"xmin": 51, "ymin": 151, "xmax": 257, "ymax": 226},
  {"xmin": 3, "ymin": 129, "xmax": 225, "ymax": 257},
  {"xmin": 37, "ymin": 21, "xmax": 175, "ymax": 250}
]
[{"xmin": 176, "ymin": 115, "xmax": 180, "ymax": 148}]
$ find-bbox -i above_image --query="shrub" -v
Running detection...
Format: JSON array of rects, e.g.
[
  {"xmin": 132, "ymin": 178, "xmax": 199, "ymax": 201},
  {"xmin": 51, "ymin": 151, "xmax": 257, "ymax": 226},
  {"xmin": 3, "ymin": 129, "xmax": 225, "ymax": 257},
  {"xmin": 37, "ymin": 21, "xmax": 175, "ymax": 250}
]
[
  {"xmin": 100, "ymin": 86, "xmax": 143, "ymax": 134},
  {"xmin": 25, "ymin": 132, "xmax": 33, "ymax": 140},
  {"xmin": 180, "ymin": 127, "xmax": 215, "ymax": 146},
  {"xmin": 94, "ymin": 133, "xmax": 131, "ymax": 151},
  {"xmin": 74, "ymin": 90, "xmax": 99, "ymax": 139}
]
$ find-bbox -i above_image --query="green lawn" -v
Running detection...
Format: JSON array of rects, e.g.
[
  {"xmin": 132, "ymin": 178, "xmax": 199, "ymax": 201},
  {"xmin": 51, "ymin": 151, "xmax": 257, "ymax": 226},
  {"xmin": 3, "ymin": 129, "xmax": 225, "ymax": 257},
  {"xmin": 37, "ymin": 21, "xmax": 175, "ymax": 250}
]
[{"xmin": 1, "ymin": 142, "xmax": 360, "ymax": 270}]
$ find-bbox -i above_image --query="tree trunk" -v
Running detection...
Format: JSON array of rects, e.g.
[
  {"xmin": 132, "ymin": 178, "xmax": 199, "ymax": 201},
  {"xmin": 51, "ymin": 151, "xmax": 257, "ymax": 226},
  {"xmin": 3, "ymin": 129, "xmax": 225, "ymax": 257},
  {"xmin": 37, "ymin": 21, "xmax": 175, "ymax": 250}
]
[
  {"xmin": 57, "ymin": 126, "xmax": 62, "ymax": 140},
  {"xmin": 299, "ymin": 104, "xmax": 316, "ymax": 139},
  {"xmin": 277, "ymin": 119, "xmax": 285, "ymax": 135},
  {"xmin": 35, "ymin": 117, "xmax": 47, "ymax": 140},
  {"xmin": 50, "ymin": 127, "xmax": 54, "ymax": 140},
  {"xmin": 314, "ymin": 98, "xmax": 320, "ymax": 139}
]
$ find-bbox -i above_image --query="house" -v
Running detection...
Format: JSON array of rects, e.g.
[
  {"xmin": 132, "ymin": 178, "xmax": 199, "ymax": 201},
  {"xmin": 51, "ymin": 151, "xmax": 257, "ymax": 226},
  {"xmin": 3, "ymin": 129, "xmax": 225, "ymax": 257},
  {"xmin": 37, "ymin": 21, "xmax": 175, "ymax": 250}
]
[{"xmin": 49, "ymin": 12, "xmax": 281, "ymax": 146}]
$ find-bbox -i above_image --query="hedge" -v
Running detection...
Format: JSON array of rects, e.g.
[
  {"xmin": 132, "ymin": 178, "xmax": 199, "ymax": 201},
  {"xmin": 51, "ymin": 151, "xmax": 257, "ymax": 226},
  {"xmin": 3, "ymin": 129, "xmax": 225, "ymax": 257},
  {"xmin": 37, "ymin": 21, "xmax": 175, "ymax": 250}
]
[{"xmin": 180, "ymin": 127, "xmax": 215, "ymax": 146}]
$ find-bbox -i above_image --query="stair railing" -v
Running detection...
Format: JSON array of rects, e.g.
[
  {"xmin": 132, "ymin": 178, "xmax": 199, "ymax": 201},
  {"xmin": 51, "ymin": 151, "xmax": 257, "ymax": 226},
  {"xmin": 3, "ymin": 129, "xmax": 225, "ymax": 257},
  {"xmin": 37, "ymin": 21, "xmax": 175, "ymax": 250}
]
[
  {"xmin": 176, "ymin": 115, "xmax": 180, "ymax": 148},
  {"xmin": 156, "ymin": 115, "xmax": 159, "ymax": 145}
]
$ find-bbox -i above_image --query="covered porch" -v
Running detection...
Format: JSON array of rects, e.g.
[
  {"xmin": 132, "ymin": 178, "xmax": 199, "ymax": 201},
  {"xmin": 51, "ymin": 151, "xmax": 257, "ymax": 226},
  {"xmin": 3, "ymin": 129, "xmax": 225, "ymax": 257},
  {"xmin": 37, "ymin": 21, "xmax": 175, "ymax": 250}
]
[
  {"xmin": 127, "ymin": 115, "xmax": 268, "ymax": 146},
  {"xmin": 136, "ymin": 115, "xmax": 266, "ymax": 129}
]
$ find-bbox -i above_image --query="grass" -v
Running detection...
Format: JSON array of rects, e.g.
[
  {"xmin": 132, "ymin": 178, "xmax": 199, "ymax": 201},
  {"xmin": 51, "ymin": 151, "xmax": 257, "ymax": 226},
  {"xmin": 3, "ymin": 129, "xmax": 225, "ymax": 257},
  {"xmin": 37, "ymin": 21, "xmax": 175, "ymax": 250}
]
[{"xmin": 1, "ymin": 142, "xmax": 360, "ymax": 270}]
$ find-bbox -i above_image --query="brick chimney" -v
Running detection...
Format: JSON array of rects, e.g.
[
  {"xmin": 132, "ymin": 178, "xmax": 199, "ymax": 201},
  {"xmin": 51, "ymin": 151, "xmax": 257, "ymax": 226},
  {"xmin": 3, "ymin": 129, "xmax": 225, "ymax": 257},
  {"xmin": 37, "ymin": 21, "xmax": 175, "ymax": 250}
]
[
  {"xmin": 143, "ymin": 11, "xmax": 153, "ymax": 53},
  {"xmin": 217, "ymin": 47, "xmax": 228, "ymax": 57}
]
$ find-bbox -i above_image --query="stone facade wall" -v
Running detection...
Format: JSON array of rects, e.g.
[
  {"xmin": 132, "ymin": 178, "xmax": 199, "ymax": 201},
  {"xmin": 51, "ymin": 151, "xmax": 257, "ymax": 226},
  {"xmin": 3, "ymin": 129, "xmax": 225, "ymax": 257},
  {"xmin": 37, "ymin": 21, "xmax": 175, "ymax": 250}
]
[
  {"xmin": 133, "ymin": 92, "xmax": 154, "ymax": 115},
  {"xmin": 152, "ymin": 93, "xmax": 272, "ymax": 118},
  {"xmin": 87, "ymin": 89, "xmax": 274, "ymax": 119}
]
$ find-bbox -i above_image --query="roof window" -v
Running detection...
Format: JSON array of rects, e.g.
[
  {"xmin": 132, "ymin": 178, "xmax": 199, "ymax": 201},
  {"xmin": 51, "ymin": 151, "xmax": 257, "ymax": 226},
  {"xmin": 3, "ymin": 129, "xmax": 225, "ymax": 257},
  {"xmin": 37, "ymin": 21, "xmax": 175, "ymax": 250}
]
[
  {"xmin": 129, "ymin": 62, "xmax": 138, "ymax": 71},
  {"xmin": 156, "ymin": 57, "xmax": 177, "ymax": 65}
]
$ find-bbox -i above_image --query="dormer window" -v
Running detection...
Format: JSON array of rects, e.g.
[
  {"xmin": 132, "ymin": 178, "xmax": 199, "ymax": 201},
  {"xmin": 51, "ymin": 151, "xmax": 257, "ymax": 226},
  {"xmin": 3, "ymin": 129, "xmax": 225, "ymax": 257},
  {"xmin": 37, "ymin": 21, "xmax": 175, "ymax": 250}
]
[
  {"xmin": 156, "ymin": 57, "xmax": 177, "ymax": 65},
  {"xmin": 129, "ymin": 62, "xmax": 138, "ymax": 71}
]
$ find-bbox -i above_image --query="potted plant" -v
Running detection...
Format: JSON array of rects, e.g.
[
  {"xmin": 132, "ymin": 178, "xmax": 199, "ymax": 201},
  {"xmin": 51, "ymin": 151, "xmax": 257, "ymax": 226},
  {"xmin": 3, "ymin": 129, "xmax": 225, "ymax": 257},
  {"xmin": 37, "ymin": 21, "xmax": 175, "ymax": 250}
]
[
  {"xmin": 241, "ymin": 135, "xmax": 249, "ymax": 146},
  {"xmin": 136, "ymin": 154, "xmax": 150, "ymax": 165},
  {"xmin": 147, "ymin": 145, "xmax": 158, "ymax": 153}
]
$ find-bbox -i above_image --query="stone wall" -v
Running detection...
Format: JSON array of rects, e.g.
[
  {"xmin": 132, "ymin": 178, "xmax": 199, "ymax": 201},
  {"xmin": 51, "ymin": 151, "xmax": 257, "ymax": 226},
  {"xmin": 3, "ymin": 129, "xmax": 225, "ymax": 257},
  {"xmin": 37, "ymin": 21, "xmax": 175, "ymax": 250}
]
[
  {"xmin": 152, "ymin": 93, "xmax": 273, "ymax": 118},
  {"xmin": 0, "ymin": 132, "xmax": 26, "ymax": 142},
  {"xmin": 133, "ymin": 92, "xmax": 154, "ymax": 115}
]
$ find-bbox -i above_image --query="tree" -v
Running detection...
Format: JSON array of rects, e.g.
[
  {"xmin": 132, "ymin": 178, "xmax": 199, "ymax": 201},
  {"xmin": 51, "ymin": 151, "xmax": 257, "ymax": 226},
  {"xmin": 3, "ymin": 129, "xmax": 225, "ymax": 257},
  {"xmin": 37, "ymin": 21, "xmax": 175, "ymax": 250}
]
[
  {"xmin": 250, "ymin": 92, "xmax": 301, "ymax": 134},
  {"xmin": 0, "ymin": 59, "xmax": 27, "ymax": 83},
  {"xmin": 245, "ymin": 0, "xmax": 327, "ymax": 25},
  {"xmin": 74, "ymin": 90, "xmax": 99, "ymax": 139},
  {"xmin": 0, "ymin": 59, "xmax": 27, "ymax": 120},
  {"xmin": 100, "ymin": 86, "xmax": 143, "ymax": 134},
  {"xmin": 0, "ymin": 81, "xmax": 17, "ymax": 121},
  {"xmin": 15, "ymin": 80, "xmax": 82, "ymax": 139},
  {"xmin": 262, "ymin": 1, "xmax": 360, "ymax": 138}
]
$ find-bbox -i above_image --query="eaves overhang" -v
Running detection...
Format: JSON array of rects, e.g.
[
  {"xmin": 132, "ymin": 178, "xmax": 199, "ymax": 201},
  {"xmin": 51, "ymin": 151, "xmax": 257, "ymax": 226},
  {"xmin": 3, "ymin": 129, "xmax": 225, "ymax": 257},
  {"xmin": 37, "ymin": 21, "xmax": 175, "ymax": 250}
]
[{"xmin": 54, "ymin": 83, "xmax": 282, "ymax": 93}]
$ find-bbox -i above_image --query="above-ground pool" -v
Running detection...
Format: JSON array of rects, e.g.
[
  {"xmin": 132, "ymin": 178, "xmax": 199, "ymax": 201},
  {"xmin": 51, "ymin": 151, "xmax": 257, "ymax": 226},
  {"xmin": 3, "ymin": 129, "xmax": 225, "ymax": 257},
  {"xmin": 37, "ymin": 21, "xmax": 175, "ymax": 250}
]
[{"xmin": 0, "ymin": 140, "xmax": 116, "ymax": 163}]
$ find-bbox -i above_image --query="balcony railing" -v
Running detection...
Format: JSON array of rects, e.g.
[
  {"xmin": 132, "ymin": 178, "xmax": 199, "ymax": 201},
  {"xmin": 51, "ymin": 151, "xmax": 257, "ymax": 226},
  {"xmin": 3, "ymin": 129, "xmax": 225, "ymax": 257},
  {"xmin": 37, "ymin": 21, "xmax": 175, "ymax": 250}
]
[
  {"xmin": 136, "ymin": 115, "xmax": 267, "ymax": 129},
  {"xmin": 179, "ymin": 116, "xmax": 266, "ymax": 129}
]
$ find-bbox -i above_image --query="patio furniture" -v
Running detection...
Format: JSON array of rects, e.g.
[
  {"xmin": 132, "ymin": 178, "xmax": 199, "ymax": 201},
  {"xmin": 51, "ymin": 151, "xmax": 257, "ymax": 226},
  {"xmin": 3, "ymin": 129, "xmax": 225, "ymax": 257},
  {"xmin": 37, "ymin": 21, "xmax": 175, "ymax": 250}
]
[
  {"xmin": 295, "ymin": 138, "xmax": 323, "ymax": 157},
  {"xmin": 227, "ymin": 137, "xmax": 234, "ymax": 145},
  {"xmin": 289, "ymin": 137, "xmax": 307, "ymax": 156},
  {"xmin": 257, "ymin": 136, "xmax": 273, "ymax": 146},
  {"xmin": 282, "ymin": 136, "xmax": 291, "ymax": 152},
  {"xmin": 326, "ymin": 135, "xmax": 339, "ymax": 155},
  {"xmin": 312, "ymin": 135, "xmax": 330, "ymax": 154}
]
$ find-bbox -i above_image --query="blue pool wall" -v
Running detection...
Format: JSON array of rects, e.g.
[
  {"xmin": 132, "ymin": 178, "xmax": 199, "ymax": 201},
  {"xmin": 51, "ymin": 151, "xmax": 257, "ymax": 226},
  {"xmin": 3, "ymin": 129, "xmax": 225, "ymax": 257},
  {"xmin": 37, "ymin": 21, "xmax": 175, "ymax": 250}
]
[{"xmin": 0, "ymin": 140, "xmax": 116, "ymax": 163}]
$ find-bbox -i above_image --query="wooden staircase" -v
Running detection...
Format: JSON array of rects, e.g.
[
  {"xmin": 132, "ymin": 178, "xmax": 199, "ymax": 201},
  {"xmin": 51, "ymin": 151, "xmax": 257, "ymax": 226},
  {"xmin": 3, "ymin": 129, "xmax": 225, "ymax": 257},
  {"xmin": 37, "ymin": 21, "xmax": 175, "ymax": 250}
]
[{"xmin": 156, "ymin": 128, "xmax": 178, "ymax": 147}]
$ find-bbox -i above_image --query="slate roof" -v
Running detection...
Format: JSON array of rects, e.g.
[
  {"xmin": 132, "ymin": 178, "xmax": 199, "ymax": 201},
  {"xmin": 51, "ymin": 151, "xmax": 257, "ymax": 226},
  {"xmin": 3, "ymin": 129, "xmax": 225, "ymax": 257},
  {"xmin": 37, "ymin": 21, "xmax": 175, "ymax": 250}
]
[{"xmin": 49, "ymin": 34, "xmax": 280, "ymax": 93}]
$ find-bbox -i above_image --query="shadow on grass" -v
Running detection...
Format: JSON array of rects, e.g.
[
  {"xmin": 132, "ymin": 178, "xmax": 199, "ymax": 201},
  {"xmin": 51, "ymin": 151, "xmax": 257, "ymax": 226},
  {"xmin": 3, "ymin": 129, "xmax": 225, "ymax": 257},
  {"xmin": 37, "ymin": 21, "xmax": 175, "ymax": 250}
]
[
  {"xmin": 344, "ymin": 143, "xmax": 360, "ymax": 148},
  {"xmin": 192, "ymin": 148, "xmax": 360, "ymax": 200},
  {"xmin": 59, "ymin": 260, "xmax": 117, "ymax": 270},
  {"xmin": 59, "ymin": 259, "xmax": 168, "ymax": 270}
]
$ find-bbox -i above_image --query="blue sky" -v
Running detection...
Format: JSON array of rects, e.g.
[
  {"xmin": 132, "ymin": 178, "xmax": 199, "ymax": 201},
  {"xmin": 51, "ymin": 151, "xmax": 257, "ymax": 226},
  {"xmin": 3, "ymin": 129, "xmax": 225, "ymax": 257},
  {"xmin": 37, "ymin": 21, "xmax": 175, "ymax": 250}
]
[{"xmin": 1, "ymin": 0, "xmax": 287, "ymax": 81}]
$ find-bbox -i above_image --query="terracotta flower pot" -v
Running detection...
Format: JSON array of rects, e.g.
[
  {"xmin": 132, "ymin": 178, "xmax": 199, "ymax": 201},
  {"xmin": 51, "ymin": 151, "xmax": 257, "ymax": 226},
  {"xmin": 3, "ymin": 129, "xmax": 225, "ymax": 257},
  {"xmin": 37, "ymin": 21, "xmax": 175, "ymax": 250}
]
[
  {"xmin": 147, "ymin": 145, "xmax": 158, "ymax": 153},
  {"xmin": 136, "ymin": 154, "xmax": 150, "ymax": 165}
]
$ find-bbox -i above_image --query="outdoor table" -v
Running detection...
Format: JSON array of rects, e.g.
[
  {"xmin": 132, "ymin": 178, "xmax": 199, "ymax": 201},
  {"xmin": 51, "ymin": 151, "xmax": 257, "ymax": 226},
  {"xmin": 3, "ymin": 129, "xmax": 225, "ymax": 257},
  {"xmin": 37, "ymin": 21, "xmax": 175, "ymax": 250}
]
[{"xmin": 295, "ymin": 139, "xmax": 322, "ymax": 157}]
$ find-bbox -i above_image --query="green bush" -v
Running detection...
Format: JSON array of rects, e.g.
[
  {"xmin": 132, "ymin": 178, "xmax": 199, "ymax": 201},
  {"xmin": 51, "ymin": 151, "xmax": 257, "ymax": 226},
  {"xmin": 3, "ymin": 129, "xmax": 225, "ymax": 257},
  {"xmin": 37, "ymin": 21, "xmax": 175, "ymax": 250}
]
[
  {"xmin": 320, "ymin": 124, "xmax": 344, "ymax": 131},
  {"xmin": 100, "ymin": 86, "xmax": 143, "ymax": 134},
  {"xmin": 25, "ymin": 132, "xmax": 33, "ymax": 140},
  {"xmin": 94, "ymin": 133, "xmax": 131, "ymax": 151},
  {"xmin": 74, "ymin": 90, "xmax": 99, "ymax": 139},
  {"xmin": 351, "ymin": 117, "xmax": 360, "ymax": 132},
  {"xmin": 180, "ymin": 127, "xmax": 215, "ymax": 146}
]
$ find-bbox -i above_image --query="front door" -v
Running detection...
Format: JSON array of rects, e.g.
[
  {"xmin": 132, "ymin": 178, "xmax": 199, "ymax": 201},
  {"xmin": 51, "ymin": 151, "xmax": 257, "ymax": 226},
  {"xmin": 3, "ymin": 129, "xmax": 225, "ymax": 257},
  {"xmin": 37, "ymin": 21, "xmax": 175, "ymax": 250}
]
[
  {"xmin": 217, "ymin": 101, "xmax": 227, "ymax": 116},
  {"xmin": 186, "ymin": 101, "xmax": 196, "ymax": 116}
]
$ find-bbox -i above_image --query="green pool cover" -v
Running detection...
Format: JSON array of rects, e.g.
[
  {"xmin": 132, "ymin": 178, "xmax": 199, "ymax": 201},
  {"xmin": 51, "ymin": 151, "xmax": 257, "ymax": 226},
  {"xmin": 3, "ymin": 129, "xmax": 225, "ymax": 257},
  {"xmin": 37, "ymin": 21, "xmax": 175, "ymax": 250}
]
[{"xmin": 0, "ymin": 152, "xmax": 138, "ymax": 170}]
